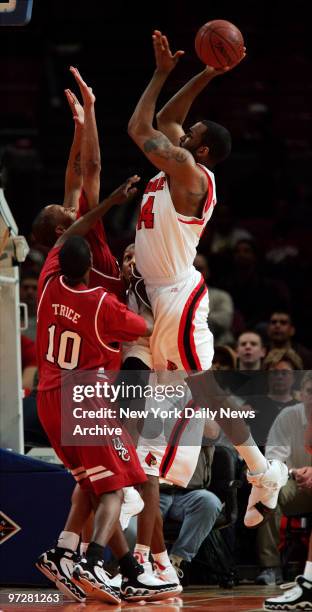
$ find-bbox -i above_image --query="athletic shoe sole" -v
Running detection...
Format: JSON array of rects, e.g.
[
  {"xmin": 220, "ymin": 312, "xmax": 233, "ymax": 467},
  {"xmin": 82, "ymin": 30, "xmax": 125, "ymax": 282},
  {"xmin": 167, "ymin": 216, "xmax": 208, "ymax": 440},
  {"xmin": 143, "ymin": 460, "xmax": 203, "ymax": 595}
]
[
  {"xmin": 122, "ymin": 583, "xmax": 182, "ymax": 602},
  {"xmin": 36, "ymin": 561, "xmax": 86, "ymax": 603},
  {"xmin": 73, "ymin": 572, "xmax": 121, "ymax": 604}
]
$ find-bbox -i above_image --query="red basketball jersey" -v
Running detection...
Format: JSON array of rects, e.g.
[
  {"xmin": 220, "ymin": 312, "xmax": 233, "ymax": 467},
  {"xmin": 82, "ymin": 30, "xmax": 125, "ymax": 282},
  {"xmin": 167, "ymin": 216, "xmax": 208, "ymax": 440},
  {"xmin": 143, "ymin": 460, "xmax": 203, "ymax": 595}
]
[
  {"xmin": 78, "ymin": 191, "xmax": 126, "ymax": 302},
  {"xmin": 37, "ymin": 247, "xmax": 146, "ymax": 391}
]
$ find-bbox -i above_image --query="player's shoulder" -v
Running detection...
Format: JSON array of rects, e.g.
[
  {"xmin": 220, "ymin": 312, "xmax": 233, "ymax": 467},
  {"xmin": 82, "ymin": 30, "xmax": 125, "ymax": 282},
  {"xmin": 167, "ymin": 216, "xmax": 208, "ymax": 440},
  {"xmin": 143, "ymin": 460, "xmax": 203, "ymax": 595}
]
[
  {"xmin": 196, "ymin": 163, "xmax": 215, "ymax": 182},
  {"xmin": 38, "ymin": 245, "xmax": 61, "ymax": 292}
]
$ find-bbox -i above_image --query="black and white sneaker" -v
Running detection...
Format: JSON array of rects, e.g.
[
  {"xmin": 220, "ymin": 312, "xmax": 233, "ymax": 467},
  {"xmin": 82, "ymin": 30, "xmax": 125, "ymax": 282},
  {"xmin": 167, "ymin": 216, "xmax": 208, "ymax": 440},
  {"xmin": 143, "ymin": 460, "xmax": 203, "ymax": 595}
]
[
  {"xmin": 263, "ymin": 575, "xmax": 312, "ymax": 610},
  {"xmin": 73, "ymin": 557, "xmax": 121, "ymax": 604},
  {"xmin": 36, "ymin": 547, "xmax": 86, "ymax": 602},
  {"xmin": 121, "ymin": 563, "xmax": 182, "ymax": 602}
]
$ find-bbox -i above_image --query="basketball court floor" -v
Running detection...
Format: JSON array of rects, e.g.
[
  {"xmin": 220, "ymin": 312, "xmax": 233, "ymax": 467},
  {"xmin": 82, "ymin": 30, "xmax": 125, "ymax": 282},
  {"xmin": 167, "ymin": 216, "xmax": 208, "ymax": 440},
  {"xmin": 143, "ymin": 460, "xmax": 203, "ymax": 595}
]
[{"xmin": 0, "ymin": 585, "xmax": 278, "ymax": 611}]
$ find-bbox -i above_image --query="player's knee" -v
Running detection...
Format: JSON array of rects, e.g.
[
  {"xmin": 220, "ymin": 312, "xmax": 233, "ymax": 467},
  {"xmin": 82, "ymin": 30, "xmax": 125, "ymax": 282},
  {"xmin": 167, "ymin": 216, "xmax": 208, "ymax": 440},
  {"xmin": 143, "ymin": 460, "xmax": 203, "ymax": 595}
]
[{"xmin": 194, "ymin": 490, "xmax": 222, "ymax": 517}]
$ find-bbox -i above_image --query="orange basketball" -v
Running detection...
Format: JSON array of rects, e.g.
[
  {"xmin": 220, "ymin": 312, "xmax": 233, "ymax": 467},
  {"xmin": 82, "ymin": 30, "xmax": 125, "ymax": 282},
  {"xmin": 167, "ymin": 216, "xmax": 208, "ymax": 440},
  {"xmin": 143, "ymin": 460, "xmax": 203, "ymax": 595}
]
[{"xmin": 195, "ymin": 20, "xmax": 244, "ymax": 69}]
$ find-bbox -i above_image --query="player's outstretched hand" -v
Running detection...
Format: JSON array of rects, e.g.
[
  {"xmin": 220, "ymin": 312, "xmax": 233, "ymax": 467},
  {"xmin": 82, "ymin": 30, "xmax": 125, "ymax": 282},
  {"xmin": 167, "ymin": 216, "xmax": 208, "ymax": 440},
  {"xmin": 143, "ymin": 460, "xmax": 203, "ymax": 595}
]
[
  {"xmin": 153, "ymin": 29, "xmax": 184, "ymax": 74},
  {"xmin": 108, "ymin": 175, "xmax": 141, "ymax": 206},
  {"xmin": 70, "ymin": 66, "xmax": 95, "ymax": 106},
  {"xmin": 64, "ymin": 88, "xmax": 84, "ymax": 127},
  {"xmin": 203, "ymin": 46, "xmax": 247, "ymax": 76}
]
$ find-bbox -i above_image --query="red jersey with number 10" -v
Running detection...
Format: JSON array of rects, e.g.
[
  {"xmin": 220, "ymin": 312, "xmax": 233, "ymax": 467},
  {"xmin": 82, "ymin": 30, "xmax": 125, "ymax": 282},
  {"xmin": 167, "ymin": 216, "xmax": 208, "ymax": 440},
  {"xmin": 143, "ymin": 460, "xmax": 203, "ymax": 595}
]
[{"xmin": 36, "ymin": 247, "xmax": 147, "ymax": 391}]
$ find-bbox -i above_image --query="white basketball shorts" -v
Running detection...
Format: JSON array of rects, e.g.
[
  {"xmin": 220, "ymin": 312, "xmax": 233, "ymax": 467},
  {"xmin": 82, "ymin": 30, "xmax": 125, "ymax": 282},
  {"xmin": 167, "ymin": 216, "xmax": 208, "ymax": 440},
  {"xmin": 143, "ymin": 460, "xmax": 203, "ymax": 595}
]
[{"xmin": 147, "ymin": 270, "xmax": 214, "ymax": 379}]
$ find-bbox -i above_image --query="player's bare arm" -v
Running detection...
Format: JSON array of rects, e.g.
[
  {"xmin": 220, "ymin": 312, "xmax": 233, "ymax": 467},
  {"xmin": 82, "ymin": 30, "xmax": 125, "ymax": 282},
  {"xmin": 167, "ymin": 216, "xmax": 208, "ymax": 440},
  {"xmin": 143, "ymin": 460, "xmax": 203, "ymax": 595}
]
[
  {"xmin": 128, "ymin": 67, "xmax": 202, "ymax": 180},
  {"xmin": 143, "ymin": 133, "xmax": 188, "ymax": 164},
  {"xmin": 155, "ymin": 30, "xmax": 245, "ymax": 145},
  {"xmin": 128, "ymin": 30, "xmax": 186, "ymax": 174},
  {"xmin": 55, "ymin": 175, "xmax": 140, "ymax": 247},
  {"xmin": 70, "ymin": 66, "xmax": 101, "ymax": 209},
  {"xmin": 143, "ymin": 133, "xmax": 208, "ymax": 216},
  {"xmin": 157, "ymin": 65, "xmax": 226, "ymax": 145},
  {"xmin": 63, "ymin": 89, "xmax": 84, "ymax": 209},
  {"xmin": 128, "ymin": 32, "xmax": 208, "ymax": 215}
]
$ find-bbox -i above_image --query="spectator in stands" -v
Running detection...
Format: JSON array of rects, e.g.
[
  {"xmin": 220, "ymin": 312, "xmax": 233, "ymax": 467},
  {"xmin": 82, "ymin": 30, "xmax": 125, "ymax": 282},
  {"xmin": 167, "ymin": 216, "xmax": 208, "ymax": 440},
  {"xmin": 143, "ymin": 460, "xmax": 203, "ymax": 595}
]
[
  {"xmin": 236, "ymin": 331, "xmax": 265, "ymax": 371},
  {"xmin": 222, "ymin": 240, "xmax": 291, "ymax": 329},
  {"xmin": 264, "ymin": 462, "xmax": 312, "ymax": 610},
  {"xmin": 267, "ymin": 311, "xmax": 312, "ymax": 369},
  {"xmin": 194, "ymin": 254, "xmax": 234, "ymax": 345},
  {"xmin": 158, "ymin": 439, "xmax": 222, "ymax": 586},
  {"xmin": 242, "ymin": 347, "xmax": 302, "ymax": 448},
  {"xmin": 212, "ymin": 345, "xmax": 237, "ymax": 371},
  {"xmin": 255, "ymin": 371, "xmax": 312, "ymax": 585},
  {"xmin": 20, "ymin": 270, "xmax": 39, "ymax": 342}
]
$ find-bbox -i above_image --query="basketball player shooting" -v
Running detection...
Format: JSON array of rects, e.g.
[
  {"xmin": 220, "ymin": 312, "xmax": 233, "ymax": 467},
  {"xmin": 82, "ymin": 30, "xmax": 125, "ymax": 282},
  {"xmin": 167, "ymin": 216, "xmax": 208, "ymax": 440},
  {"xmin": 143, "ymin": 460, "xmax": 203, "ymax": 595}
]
[{"xmin": 128, "ymin": 29, "xmax": 288, "ymax": 529}]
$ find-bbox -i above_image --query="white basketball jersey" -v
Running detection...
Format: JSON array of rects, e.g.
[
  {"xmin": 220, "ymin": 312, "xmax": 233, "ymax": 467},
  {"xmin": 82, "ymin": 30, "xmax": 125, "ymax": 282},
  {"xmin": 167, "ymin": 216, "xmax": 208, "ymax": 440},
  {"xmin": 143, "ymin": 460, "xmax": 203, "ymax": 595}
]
[{"xmin": 135, "ymin": 164, "xmax": 216, "ymax": 285}]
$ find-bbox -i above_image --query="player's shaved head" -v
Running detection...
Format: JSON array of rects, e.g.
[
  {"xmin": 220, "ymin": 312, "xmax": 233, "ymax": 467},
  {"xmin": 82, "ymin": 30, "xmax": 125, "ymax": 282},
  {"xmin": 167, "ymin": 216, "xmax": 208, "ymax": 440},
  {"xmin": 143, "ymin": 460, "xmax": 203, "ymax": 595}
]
[
  {"xmin": 32, "ymin": 205, "xmax": 76, "ymax": 247},
  {"xmin": 59, "ymin": 236, "xmax": 92, "ymax": 284},
  {"xmin": 201, "ymin": 120, "xmax": 232, "ymax": 165}
]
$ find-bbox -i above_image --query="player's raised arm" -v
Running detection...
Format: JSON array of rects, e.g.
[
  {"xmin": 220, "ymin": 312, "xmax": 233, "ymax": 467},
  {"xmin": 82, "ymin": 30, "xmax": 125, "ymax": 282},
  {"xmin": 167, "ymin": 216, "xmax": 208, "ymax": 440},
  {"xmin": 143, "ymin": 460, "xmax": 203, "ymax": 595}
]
[
  {"xmin": 155, "ymin": 28, "xmax": 245, "ymax": 145},
  {"xmin": 128, "ymin": 30, "xmax": 199, "ymax": 180},
  {"xmin": 63, "ymin": 89, "xmax": 84, "ymax": 209},
  {"xmin": 70, "ymin": 66, "xmax": 101, "ymax": 209},
  {"xmin": 55, "ymin": 175, "xmax": 140, "ymax": 247},
  {"xmin": 156, "ymin": 65, "xmax": 225, "ymax": 145}
]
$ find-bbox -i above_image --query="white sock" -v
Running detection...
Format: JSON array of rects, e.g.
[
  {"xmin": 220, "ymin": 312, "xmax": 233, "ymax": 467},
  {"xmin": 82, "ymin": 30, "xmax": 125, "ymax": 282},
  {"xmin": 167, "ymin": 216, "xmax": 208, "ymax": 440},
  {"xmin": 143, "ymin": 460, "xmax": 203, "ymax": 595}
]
[
  {"xmin": 304, "ymin": 560, "xmax": 312, "ymax": 581},
  {"xmin": 57, "ymin": 530, "xmax": 79, "ymax": 552},
  {"xmin": 134, "ymin": 544, "xmax": 150, "ymax": 564},
  {"xmin": 80, "ymin": 542, "xmax": 89, "ymax": 555},
  {"xmin": 152, "ymin": 550, "xmax": 171, "ymax": 568},
  {"xmin": 170, "ymin": 553, "xmax": 183, "ymax": 567},
  {"xmin": 234, "ymin": 434, "xmax": 268, "ymax": 474}
]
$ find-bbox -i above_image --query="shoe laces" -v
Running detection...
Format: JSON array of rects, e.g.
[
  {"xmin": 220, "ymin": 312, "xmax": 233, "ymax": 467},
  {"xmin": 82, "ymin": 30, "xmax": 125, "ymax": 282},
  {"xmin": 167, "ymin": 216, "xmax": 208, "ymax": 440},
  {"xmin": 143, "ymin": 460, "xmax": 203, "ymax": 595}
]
[
  {"xmin": 279, "ymin": 581, "xmax": 296, "ymax": 590},
  {"xmin": 175, "ymin": 567, "xmax": 184, "ymax": 579},
  {"xmin": 171, "ymin": 562, "xmax": 184, "ymax": 579},
  {"xmin": 279, "ymin": 575, "xmax": 301, "ymax": 590}
]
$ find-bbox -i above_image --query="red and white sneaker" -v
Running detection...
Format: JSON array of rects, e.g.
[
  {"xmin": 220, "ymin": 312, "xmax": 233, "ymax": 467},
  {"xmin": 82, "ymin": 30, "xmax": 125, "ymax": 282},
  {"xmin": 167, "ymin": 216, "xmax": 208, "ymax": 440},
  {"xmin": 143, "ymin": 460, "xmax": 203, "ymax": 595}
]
[
  {"xmin": 244, "ymin": 460, "xmax": 289, "ymax": 528},
  {"xmin": 154, "ymin": 561, "xmax": 183, "ymax": 593},
  {"xmin": 121, "ymin": 562, "xmax": 181, "ymax": 602}
]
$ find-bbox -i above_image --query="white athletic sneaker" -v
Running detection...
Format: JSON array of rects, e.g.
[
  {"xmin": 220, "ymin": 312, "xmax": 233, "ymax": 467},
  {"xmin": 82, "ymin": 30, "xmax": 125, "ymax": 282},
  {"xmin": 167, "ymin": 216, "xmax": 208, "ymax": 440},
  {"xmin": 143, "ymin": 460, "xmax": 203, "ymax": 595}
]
[
  {"xmin": 36, "ymin": 547, "xmax": 86, "ymax": 602},
  {"xmin": 263, "ymin": 575, "xmax": 312, "ymax": 610},
  {"xmin": 244, "ymin": 460, "xmax": 289, "ymax": 528},
  {"xmin": 121, "ymin": 564, "xmax": 182, "ymax": 601},
  {"xmin": 109, "ymin": 572, "xmax": 122, "ymax": 590},
  {"xmin": 119, "ymin": 486, "xmax": 144, "ymax": 530},
  {"xmin": 73, "ymin": 558, "xmax": 120, "ymax": 604},
  {"xmin": 154, "ymin": 561, "xmax": 183, "ymax": 593}
]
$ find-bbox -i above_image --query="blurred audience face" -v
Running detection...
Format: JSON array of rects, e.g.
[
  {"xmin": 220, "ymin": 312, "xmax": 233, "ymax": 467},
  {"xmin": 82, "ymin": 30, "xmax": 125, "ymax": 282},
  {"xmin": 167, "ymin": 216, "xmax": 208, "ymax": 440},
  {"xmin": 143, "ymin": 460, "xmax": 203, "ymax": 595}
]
[
  {"xmin": 194, "ymin": 254, "xmax": 209, "ymax": 282},
  {"xmin": 268, "ymin": 312, "xmax": 295, "ymax": 345},
  {"xmin": 237, "ymin": 332, "xmax": 265, "ymax": 370},
  {"xmin": 20, "ymin": 275, "xmax": 38, "ymax": 315},
  {"xmin": 268, "ymin": 361, "xmax": 295, "ymax": 397},
  {"xmin": 233, "ymin": 240, "xmax": 257, "ymax": 271}
]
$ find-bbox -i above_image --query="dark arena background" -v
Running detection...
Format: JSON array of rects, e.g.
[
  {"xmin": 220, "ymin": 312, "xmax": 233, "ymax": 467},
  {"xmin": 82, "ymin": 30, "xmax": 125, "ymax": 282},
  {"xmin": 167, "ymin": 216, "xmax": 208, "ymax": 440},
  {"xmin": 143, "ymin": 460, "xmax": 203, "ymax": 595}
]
[{"xmin": 0, "ymin": 1, "xmax": 311, "ymax": 611}]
